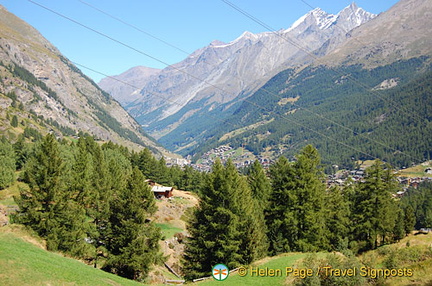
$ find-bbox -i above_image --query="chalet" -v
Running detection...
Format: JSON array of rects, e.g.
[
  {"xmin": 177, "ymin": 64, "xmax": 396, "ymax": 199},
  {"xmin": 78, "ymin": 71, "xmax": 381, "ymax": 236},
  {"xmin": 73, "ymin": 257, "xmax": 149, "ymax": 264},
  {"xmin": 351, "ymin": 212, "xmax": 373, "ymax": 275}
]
[
  {"xmin": 151, "ymin": 185, "xmax": 174, "ymax": 199},
  {"xmin": 145, "ymin": 179, "xmax": 174, "ymax": 199}
]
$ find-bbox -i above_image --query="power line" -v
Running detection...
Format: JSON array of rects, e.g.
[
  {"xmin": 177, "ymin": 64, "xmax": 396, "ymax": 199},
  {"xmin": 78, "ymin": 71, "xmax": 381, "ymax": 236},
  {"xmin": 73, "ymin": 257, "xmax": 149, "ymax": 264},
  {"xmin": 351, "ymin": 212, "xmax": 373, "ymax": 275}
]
[
  {"xmin": 75, "ymin": 61, "xmax": 378, "ymax": 161},
  {"xmin": 77, "ymin": 0, "xmax": 192, "ymax": 56},
  {"xmin": 27, "ymin": 0, "xmax": 237, "ymax": 107},
  {"xmin": 77, "ymin": 0, "xmax": 414, "ymax": 163},
  {"xmin": 220, "ymin": 0, "xmax": 425, "ymax": 123},
  {"xmin": 219, "ymin": 0, "xmax": 423, "ymax": 164},
  {"xmin": 76, "ymin": 0, "xmax": 415, "ymax": 163},
  {"xmin": 27, "ymin": 0, "xmax": 417, "ymax": 163}
]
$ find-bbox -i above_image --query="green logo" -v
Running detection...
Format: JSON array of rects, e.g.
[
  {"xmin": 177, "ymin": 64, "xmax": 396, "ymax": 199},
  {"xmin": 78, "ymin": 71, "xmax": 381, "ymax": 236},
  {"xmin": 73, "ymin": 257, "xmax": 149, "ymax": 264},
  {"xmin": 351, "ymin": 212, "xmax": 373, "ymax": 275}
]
[{"xmin": 212, "ymin": 264, "xmax": 229, "ymax": 281}]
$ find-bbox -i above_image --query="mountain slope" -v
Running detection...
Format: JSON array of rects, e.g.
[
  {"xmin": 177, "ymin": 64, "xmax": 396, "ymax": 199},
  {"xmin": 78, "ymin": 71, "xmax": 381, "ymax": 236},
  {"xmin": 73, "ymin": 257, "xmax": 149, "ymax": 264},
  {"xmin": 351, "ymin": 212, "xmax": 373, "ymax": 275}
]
[
  {"xmin": 323, "ymin": 0, "xmax": 432, "ymax": 66},
  {"xmin": 101, "ymin": 3, "xmax": 376, "ymax": 153},
  {"xmin": 194, "ymin": 57, "xmax": 432, "ymax": 169},
  {"xmin": 193, "ymin": 0, "xmax": 432, "ymax": 169},
  {"xmin": 98, "ymin": 66, "xmax": 161, "ymax": 106},
  {"xmin": 0, "ymin": 5, "xmax": 165, "ymax": 154}
]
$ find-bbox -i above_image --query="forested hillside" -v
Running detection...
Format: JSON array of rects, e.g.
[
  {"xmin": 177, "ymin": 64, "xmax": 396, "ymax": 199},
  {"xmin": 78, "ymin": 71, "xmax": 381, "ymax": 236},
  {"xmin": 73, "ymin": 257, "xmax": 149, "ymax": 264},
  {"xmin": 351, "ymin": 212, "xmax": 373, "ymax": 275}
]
[
  {"xmin": 0, "ymin": 134, "xmax": 202, "ymax": 282},
  {"xmin": 192, "ymin": 57, "xmax": 432, "ymax": 169},
  {"xmin": 2, "ymin": 134, "xmax": 432, "ymax": 283}
]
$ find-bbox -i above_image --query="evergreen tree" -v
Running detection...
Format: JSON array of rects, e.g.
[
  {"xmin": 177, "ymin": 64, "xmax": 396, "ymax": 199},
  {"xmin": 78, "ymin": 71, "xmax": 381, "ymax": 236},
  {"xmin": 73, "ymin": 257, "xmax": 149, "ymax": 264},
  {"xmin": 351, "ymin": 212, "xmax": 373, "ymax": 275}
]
[
  {"xmin": 17, "ymin": 134, "xmax": 65, "ymax": 236},
  {"xmin": 267, "ymin": 145, "xmax": 328, "ymax": 253},
  {"xmin": 247, "ymin": 160, "xmax": 271, "ymax": 210},
  {"xmin": 13, "ymin": 135, "xmax": 29, "ymax": 170},
  {"xmin": 82, "ymin": 136, "xmax": 112, "ymax": 266},
  {"xmin": 325, "ymin": 186, "xmax": 350, "ymax": 251},
  {"xmin": 15, "ymin": 134, "xmax": 91, "ymax": 257},
  {"xmin": 136, "ymin": 148, "xmax": 158, "ymax": 180},
  {"xmin": 11, "ymin": 115, "xmax": 18, "ymax": 127},
  {"xmin": 402, "ymin": 182, "xmax": 432, "ymax": 229},
  {"xmin": 183, "ymin": 159, "xmax": 269, "ymax": 279},
  {"xmin": 393, "ymin": 207, "xmax": 406, "ymax": 242},
  {"xmin": 404, "ymin": 205, "xmax": 415, "ymax": 235},
  {"xmin": 0, "ymin": 138, "xmax": 16, "ymax": 189},
  {"xmin": 266, "ymin": 155, "xmax": 296, "ymax": 254},
  {"xmin": 350, "ymin": 160, "xmax": 399, "ymax": 252},
  {"xmin": 103, "ymin": 166, "xmax": 161, "ymax": 280},
  {"xmin": 176, "ymin": 165, "xmax": 202, "ymax": 193},
  {"xmin": 70, "ymin": 137, "xmax": 94, "ymax": 207},
  {"xmin": 183, "ymin": 159, "xmax": 242, "ymax": 280},
  {"xmin": 224, "ymin": 159, "xmax": 268, "ymax": 264}
]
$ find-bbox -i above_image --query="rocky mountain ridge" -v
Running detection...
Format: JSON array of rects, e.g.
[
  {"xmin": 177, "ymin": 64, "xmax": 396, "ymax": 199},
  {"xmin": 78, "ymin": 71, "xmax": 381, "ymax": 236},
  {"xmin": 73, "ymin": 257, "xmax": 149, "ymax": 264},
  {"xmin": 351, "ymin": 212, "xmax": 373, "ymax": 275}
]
[
  {"xmin": 100, "ymin": 3, "xmax": 376, "ymax": 153},
  {"xmin": 0, "ymin": 5, "xmax": 166, "ymax": 154},
  {"xmin": 322, "ymin": 0, "xmax": 432, "ymax": 67}
]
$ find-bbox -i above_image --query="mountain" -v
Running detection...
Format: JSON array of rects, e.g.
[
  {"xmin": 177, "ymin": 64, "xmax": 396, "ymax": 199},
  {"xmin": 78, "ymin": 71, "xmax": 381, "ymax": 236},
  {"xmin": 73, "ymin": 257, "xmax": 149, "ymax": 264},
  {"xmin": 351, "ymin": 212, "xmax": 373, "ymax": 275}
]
[
  {"xmin": 190, "ymin": 0, "xmax": 432, "ymax": 169},
  {"xmin": 100, "ymin": 3, "xmax": 375, "ymax": 152},
  {"xmin": 98, "ymin": 66, "xmax": 160, "ymax": 106},
  {"xmin": 322, "ymin": 0, "xmax": 432, "ymax": 67},
  {"xmin": 0, "ymin": 5, "xmax": 166, "ymax": 154}
]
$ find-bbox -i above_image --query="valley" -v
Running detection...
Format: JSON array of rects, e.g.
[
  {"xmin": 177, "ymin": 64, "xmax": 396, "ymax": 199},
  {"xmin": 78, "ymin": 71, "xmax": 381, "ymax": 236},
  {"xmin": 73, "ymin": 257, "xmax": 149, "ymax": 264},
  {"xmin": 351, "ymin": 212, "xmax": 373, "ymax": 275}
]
[{"xmin": 1, "ymin": 0, "xmax": 432, "ymax": 285}]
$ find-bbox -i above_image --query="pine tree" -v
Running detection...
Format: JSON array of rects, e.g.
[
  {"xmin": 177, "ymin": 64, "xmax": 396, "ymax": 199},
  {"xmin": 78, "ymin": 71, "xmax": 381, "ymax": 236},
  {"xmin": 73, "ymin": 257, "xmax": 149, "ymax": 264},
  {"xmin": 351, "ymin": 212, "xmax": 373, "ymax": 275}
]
[
  {"xmin": 350, "ymin": 160, "xmax": 399, "ymax": 252},
  {"xmin": 71, "ymin": 137, "xmax": 94, "ymax": 206},
  {"xmin": 0, "ymin": 138, "xmax": 16, "ymax": 189},
  {"xmin": 183, "ymin": 160, "xmax": 241, "ymax": 279},
  {"xmin": 103, "ymin": 166, "xmax": 161, "ymax": 280},
  {"xmin": 224, "ymin": 159, "xmax": 268, "ymax": 264},
  {"xmin": 15, "ymin": 134, "xmax": 91, "ymax": 256},
  {"xmin": 136, "ymin": 148, "xmax": 158, "ymax": 179},
  {"xmin": 267, "ymin": 156, "xmax": 296, "ymax": 254},
  {"xmin": 81, "ymin": 136, "xmax": 112, "ymax": 266},
  {"xmin": 177, "ymin": 165, "xmax": 203, "ymax": 193},
  {"xmin": 11, "ymin": 115, "xmax": 18, "ymax": 127},
  {"xmin": 17, "ymin": 134, "xmax": 65, "ymax": 236},
  {"xmin": 13, "ymin": 135, "xmax": 29, "ymax": 170},
  {"xmin": 267, "ymin": 145, "xmax": 327, "ymax": 253},
  {"xmin": 325, "ymin": 186, "xmax": 350, "ymax": 251},
  {"xmin": 183, "ymin": 158, "xmax": 269, "ymax": 280},
  {"xmin": 393, "ymin": 207, "xmax": 406, "ymax": 242},
  {"xmin": 404, "ymin": 205, "xmax": 415, "ymax": 235},
  {"xmin": 247, "ymin": 160, "xmax": 271, "ymax": 210}
]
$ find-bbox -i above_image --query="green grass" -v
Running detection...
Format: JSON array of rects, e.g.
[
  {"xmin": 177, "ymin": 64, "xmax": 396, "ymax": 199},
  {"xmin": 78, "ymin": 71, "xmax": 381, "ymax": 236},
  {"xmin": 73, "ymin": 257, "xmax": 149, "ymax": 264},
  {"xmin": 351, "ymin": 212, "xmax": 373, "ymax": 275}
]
[
  {"xmin": 398, "ymin": 163, "xmax": 432, "ymax": 178},
  {"xmin": 156, "ymin": 223, "xmax": 183, "ymax": 239},
  {"xmin": 0, "ymin": 227, "xmax": 146, "ymax": 286},
  {"xmin": 0, "ymin": 175, "xmax": 26, "ymax": 206}
]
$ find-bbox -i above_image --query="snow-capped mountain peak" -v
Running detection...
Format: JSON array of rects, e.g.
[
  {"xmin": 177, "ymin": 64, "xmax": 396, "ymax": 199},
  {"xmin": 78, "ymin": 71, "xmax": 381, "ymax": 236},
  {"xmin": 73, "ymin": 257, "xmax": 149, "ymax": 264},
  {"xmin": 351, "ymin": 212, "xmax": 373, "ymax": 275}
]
[{"xmin": 285, "ymin": 2, "xmax": 375, "ymax": 32}]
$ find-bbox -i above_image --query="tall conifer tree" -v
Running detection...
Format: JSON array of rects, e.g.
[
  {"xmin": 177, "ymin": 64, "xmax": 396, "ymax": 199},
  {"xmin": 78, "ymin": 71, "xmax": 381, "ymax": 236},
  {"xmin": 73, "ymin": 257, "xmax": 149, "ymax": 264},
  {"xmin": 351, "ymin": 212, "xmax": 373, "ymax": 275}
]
[
  {"xmin": 350, "ymin": 160, "xmax": 399, "ymax": 251},
  {"xmin": 103, "ymin": 166, "xmax": 161, "ymax": 280},
  {"xmin": 325, "ymin": 186, "xmax": 350, "ymax": 251},
  {"xmin": 0, "ymin": 137, "xmax": 16, "ymax": 189},
  {"xmin": 267, "ymin": 145, "xmax": 327, "ymax": 253},
  {"xmin": 183, "ymin": 159, "xmax": 268, "ymax": 280},
  {"xmin": 183, "ymin": 159, "xmax": 242, "ymax": 279},
  {"xmin": 16, "ymin": 134, "xmax": 91, "ymax": 256}
]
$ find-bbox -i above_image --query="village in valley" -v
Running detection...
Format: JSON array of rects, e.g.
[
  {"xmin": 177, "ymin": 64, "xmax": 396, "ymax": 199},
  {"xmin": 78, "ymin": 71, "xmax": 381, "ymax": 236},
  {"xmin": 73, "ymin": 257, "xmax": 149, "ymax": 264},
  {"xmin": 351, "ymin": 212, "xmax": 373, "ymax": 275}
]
[{"xmin": 165, "ymin": 145, "xmax": 432, "ymax": 196}]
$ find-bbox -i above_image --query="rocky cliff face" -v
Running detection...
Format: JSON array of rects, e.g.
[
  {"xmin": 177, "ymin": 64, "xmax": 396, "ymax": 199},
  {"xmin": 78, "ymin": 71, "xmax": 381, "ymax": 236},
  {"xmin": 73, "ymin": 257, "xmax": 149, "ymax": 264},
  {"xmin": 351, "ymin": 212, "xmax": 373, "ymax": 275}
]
[
  {"xmin": 100, "ymin": 3, "xmax": 375, "ymax": 152},
  {"xmin": 0, "ymin": 5, "xmax": 165, "ymax": 154}
]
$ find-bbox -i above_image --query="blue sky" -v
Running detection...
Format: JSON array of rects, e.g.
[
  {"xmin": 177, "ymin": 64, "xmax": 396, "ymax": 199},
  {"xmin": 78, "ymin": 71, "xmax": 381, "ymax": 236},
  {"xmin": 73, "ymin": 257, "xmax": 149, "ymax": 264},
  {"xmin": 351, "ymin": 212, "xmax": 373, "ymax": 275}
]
[{"xmin": 0, "ymin": 0, "xmax": 399, "ymax": 82}]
